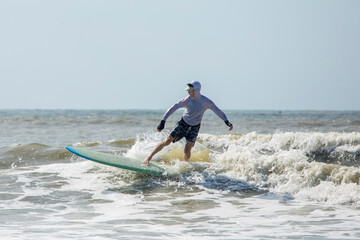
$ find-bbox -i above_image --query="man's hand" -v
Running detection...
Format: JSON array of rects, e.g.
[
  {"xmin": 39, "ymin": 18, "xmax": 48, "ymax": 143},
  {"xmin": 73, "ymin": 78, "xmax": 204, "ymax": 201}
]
[
  {"xmin": 157, "ymin": 120, "xmax": 166, "ymax": 132},
  {"xmin": 225, "ymin": 120, "xmax": 233, "ymax": 131}
]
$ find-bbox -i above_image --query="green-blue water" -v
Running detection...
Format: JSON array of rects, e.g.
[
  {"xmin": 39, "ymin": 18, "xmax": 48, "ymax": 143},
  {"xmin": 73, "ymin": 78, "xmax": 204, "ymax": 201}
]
[{"xmin": 1, "ymin": 109, "xmax": 360, "ymax": 239}]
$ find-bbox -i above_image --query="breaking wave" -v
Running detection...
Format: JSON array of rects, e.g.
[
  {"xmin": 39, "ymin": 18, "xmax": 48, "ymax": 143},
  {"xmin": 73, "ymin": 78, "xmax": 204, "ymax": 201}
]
[
  {"xmin": 125, "ymin": 131, "xmax": 360, "ymax": 205},
  {"xmin": 1, "ymin": 130, "xmax": 360, "ymax": 206}
]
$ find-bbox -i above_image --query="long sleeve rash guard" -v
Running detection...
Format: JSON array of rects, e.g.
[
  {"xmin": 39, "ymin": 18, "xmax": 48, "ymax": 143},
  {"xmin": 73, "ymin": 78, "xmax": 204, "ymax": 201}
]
[{"xmin": 162, "ymin": 95, "xmax": 228, "ymax": 126}]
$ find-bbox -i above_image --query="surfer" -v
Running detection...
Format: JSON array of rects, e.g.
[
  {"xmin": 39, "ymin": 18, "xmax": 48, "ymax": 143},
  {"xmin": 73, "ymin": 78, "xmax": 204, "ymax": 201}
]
[{"xmin": 143, "ymin": 81, "xmax": 233, "ymax": 166}]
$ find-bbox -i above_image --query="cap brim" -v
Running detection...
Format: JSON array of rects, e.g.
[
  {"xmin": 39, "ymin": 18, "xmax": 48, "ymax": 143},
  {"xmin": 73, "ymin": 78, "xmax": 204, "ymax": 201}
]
[{"xmin": 185, "ymin": 86, "xmax": 194, "ymax": 91}]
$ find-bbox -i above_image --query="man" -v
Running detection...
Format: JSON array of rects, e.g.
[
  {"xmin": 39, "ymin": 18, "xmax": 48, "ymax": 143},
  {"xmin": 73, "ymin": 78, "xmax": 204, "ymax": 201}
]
[{"xmin": 143, "ymin": 81, "xmax": 233, "ymax": 165}]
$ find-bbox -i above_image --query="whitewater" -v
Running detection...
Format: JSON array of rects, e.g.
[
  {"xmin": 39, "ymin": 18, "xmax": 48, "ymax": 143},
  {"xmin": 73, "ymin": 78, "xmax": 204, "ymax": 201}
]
[{"xmin": 0, "ymin": 109, "xmax": 360, "ymax": 239}]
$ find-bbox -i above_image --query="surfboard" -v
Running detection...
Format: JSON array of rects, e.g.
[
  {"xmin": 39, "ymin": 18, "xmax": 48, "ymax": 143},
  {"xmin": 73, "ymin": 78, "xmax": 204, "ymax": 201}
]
[{"xmin": 65, "ymin": 146, "xmax": 165, "ymax": 175}]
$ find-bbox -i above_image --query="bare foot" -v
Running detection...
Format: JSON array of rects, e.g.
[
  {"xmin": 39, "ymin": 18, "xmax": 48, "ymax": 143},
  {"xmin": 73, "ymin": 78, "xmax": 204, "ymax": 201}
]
[{"xmin": 142, "ymin": 157, "xmax": 150, "ymax": 166}]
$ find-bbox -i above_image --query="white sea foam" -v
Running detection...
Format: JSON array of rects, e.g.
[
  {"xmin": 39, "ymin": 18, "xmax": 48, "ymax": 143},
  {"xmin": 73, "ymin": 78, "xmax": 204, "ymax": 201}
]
[
  {"xmin": 2, "ymin": 110, "xmax": 360, "ymax": 239},
  {"xmin": 197, "ymin": 131, "xmax": 360, "ymax": 206},
  {"xmin": 124, "ymin": 131, "xmax": 360, "ymax": 205}
]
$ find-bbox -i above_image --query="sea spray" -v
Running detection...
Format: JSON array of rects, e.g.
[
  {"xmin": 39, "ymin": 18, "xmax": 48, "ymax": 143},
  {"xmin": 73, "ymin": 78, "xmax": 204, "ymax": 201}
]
[
  {"xmin": 199, "ymin": 131, "xmax": 360, "ymax": 205},
  {"xmin": 125, "ymin": 131, "xmax": 211, "ymax": 163}
]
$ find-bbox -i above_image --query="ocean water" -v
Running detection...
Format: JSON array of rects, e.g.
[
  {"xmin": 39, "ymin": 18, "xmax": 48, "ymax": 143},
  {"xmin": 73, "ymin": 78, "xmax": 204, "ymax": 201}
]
[{"xmin": 1, "ymin": 109, "xmax": 360, "ymax": 240}]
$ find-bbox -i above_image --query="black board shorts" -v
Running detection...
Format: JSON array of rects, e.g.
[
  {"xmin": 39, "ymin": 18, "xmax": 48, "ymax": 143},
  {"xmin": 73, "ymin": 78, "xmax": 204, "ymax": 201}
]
[{"xmin": 170, "ymin": 118, "xmax": 201, "ymax": 143}]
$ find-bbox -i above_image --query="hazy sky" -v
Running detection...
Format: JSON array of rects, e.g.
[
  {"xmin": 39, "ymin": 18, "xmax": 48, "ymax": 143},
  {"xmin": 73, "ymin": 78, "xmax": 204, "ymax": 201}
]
[{"xmin": 1, "ymin": 0, "xmax": 359, "ymax": 110}]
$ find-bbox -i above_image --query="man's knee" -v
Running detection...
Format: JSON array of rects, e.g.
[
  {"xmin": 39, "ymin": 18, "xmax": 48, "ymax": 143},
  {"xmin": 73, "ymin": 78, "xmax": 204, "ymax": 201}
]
[{"xmin": 164, "ymin": 135, "xmax": 174, "ymax": 145}]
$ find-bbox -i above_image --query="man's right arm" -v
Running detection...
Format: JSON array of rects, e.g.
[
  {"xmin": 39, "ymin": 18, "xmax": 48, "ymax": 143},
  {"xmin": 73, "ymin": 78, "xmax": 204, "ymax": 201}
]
[{"xmin": 157, "ymin": 97, "xmax": 188, "ymax": 131}]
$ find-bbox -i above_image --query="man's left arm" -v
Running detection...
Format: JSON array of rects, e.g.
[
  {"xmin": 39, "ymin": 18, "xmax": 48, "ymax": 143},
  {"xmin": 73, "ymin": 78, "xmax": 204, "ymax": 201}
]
[{"xmin": 207, "ymin": 99, "xmax": 233, "ymax": 131}]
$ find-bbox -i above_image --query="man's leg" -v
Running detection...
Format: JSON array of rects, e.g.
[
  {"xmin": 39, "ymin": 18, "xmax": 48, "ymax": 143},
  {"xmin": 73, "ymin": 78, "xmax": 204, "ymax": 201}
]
[
  {"xmin": 184, "ymin": 141, "xmax": 195, "ymax": 162},
  {"xmin": 143, "ymin": 135, "xmax": 174, "ymax": 165}
]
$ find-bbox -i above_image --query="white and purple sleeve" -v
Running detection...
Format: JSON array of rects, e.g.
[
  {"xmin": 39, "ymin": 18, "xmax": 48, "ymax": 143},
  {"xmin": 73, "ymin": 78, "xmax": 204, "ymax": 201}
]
[
  {"xmin": 207, "ymin": 99, "xmax": 228, "ymax": 122},
  {"xmin": 162, "ymin": 97, "xmax": 188, "ymax": 121}
]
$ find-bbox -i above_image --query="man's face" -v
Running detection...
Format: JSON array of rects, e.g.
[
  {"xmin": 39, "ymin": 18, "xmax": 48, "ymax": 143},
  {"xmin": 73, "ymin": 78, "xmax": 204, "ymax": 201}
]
[{"xmin": 188, "ymin": 90, "xmax": 195, "ymax": 98}]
